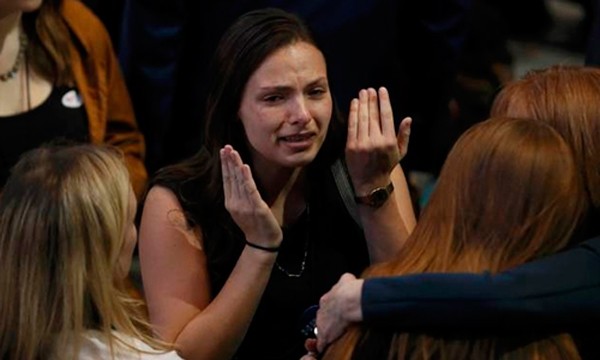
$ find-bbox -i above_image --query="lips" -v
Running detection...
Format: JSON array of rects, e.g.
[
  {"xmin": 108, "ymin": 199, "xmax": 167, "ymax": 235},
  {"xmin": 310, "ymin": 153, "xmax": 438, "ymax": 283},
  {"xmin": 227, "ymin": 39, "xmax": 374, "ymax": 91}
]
[{"xmin": 279, "ymin": 133, "xmax": 315, "ymax": 142}]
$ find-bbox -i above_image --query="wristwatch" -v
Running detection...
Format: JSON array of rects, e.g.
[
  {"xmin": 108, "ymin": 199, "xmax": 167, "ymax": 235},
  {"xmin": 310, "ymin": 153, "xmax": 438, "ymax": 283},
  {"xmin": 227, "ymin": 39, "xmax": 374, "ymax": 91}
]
[{"xmin": 354, "ymin": 182, "xmax": 394, "ymax": 208}]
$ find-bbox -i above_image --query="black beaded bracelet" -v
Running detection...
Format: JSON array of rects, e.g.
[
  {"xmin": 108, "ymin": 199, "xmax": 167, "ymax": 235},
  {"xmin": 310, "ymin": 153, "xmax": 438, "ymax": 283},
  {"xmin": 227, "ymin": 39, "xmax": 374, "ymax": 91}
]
[{"xmin": 245, "ymin": 240, "xmax": 280, "ymax": 253}]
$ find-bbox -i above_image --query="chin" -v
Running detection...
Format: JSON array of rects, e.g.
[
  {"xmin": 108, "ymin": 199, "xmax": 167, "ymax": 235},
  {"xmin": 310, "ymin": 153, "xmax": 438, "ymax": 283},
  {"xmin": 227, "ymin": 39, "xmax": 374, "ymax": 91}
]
[
  {"xmin": 22, "ymin": 0, "xmax": 43, "ymax": 12},
  {"xmin": 286, "ymin": 151, "xmax": 319, "ymax": 168}
]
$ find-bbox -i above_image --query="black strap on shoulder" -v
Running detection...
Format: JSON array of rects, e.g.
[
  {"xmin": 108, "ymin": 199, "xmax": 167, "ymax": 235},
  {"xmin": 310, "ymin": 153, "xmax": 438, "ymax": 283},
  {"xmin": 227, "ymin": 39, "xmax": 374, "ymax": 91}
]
[{"xmin": 331, "ymin": 159, "xmax": 362, "ymax": 229}]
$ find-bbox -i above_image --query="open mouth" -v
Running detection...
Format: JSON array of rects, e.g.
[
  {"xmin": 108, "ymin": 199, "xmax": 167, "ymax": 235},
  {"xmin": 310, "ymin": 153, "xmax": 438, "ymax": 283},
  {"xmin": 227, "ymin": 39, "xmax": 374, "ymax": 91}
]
[{"xmin": 279, "ymin": 133, "xmax": 315, "ymax": 142}]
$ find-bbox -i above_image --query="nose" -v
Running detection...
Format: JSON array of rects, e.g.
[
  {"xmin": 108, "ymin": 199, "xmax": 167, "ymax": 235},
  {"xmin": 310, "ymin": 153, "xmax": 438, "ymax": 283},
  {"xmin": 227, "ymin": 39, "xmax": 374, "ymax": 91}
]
[{"xmin": 288, "ymin": 96, "xmax": 311, "ymax": 125}]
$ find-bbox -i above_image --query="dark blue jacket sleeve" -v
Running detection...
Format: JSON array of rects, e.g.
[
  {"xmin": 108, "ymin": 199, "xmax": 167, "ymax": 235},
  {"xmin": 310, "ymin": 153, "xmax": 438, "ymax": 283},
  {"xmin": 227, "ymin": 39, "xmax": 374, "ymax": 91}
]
[{"xmin": 362, "ymin": 237, "xmax": 600, "ymax": 331}]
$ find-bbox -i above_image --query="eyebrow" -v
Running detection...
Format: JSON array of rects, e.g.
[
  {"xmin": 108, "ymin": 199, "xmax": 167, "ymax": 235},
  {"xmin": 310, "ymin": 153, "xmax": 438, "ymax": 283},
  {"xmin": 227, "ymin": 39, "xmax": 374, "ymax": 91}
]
[
  {"xmin": 258, "ymin": 85, "xmax": 292, "ymax": 93},
  {"xmin": 258, "ymin": 77, "xmax": 328, "ymax": 92}
]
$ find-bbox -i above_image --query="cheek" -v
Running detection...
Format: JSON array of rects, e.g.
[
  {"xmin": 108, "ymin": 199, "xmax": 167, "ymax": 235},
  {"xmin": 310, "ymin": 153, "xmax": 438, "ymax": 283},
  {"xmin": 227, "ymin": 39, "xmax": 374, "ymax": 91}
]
[
  {"xmin": 314, "ymin": 100, "xmax": 333, "ymax": 130},
  {"xmin": 240, "ymin": 109, "xmax": 278, "ymax": 143}
]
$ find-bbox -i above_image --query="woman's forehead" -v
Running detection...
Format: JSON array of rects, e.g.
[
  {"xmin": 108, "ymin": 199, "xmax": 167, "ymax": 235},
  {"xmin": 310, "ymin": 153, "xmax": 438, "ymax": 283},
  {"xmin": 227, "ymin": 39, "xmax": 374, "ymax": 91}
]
[{"xmin": 248, "ymin": 42, "xmax": 327, "ymax": 88}]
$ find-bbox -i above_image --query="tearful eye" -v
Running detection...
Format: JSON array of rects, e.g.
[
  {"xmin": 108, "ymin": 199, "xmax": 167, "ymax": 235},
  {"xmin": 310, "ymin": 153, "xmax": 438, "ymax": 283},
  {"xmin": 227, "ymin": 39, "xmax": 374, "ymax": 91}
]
[
  {"xmin": 264, "ymin": 94, "xmax": 284, "ymax": 103},
  {"xmin": 308, "ymin": 87, "xmax": 327, "ymax": 98}
]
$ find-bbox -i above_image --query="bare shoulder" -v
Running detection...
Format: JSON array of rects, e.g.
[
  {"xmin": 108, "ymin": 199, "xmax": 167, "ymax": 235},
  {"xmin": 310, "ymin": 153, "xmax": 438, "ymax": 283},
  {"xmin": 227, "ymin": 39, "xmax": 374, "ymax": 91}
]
[
  {"xmin": 145, "ymin": 185, "xmax": 183, "ymax": 210},
  {"xmin": 141, "ymin": 185, "xmax": 202, "ymax": 251}
]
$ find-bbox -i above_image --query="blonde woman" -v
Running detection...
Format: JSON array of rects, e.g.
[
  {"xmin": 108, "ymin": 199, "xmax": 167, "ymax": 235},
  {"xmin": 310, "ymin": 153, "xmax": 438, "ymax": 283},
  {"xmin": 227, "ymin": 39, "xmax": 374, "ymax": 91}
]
[{"xmin": 0, "ymin": 144, "xmax": 180, "ymax": 359}]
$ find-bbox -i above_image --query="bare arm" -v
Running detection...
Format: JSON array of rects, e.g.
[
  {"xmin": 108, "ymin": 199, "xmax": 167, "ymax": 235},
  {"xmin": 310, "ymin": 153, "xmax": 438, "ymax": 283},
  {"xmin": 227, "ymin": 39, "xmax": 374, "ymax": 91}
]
[
  {"xmin": 139, "ymin": 146, "xmax": 282, "ymax": 360},
  {"xmin": 345, "ymin": 87, "xmax": 416, "ymax": 262}
]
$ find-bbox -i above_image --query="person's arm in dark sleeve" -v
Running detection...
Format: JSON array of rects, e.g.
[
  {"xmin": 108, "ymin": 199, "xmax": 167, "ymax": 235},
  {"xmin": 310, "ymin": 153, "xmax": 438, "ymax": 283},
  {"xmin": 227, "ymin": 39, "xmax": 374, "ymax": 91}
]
[{"xmin": 363, "ymin": 237, "xmax": 600, "ymax": 331}]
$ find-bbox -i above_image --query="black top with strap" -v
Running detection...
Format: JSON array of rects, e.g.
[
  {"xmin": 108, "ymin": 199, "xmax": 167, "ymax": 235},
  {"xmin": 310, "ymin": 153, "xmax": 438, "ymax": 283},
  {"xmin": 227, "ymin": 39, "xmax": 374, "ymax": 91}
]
[
  {"xmin": 157, "ymin": 151, "xmax": 369, "ymax": 360},
  {"xmin": 0, "ymin": 86, "xmax": 88, "ymax": 187},
  {"xmin": 235, "ymin": 167, "xmax": 369, "ymax": 360}
]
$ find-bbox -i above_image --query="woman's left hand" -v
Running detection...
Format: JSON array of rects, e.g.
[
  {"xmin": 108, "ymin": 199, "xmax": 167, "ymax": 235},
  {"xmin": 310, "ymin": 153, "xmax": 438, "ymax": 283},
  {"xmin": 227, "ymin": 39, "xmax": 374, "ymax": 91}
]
[{"xmin": 345, "ymin": 87, "xmax": 411, "ymax": 195}]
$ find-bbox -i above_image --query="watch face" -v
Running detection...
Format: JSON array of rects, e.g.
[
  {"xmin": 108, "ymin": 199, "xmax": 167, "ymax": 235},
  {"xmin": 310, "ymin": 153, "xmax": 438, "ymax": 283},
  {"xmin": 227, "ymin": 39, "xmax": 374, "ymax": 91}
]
[
  {"xmin": 355, "ymin": 182, "xmax": 394, "ymax": 208},
  {"xmin": 370, "ymin": 188, "xmax": 389, "ymax": 206}
]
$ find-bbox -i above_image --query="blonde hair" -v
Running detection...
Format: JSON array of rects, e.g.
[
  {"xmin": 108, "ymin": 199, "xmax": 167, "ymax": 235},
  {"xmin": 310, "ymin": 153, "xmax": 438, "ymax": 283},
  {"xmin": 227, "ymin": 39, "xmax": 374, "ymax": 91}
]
[
  {"xmin": 0, "ymin": 144, "xmax": 169, "ymax": 359},
  {"xmin": 325, "ymin": 118, "xmax": 587, "ymax": 359}
]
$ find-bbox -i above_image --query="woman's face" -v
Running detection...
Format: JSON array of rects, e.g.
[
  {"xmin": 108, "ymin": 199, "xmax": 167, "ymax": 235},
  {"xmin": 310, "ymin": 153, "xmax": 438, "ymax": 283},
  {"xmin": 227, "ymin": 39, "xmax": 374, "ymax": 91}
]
[
  {"xmin": 238, "ymin": 41, "xmax": 332, "ymax": 171},
  {"xmin": 117, "ymin": 189, "xmax": 137, "ymax": 279}
]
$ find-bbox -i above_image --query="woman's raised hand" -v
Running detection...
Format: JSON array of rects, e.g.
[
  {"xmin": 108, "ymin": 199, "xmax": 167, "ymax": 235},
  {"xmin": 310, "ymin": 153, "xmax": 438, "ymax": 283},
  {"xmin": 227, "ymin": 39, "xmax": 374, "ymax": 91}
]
[
  {"xmin": 220, "ymin": 145, "xmax": 282, "ymax": 248},
  {"xmin": 345, "ymin": 87, "xmax": 411, "ymax": 195}
]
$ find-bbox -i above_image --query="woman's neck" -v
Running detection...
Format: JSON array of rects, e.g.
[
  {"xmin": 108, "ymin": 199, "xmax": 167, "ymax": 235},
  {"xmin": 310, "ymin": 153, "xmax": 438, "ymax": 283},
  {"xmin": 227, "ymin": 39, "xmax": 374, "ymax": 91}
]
[{"xmin": 253, "ymin": 161, "xmax": 308, "ymax": 227}]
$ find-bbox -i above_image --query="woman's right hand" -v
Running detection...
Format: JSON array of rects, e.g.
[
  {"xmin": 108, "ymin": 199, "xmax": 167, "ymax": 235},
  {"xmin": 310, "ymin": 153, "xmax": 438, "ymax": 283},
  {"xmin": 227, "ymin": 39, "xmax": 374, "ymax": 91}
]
[{"xmin": 220, "ymin": 145, "xmax": 282, "ymax": 248}]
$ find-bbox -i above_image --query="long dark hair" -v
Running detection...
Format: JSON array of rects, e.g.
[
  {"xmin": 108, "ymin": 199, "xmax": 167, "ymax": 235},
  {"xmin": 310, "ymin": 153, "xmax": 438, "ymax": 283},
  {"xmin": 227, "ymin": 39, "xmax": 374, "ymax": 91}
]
[
  {"xmin": 151, "ymin": 7, "xmax": 346, "ymax": 292},
  {"xmin": 21, "ymin": 0, "xmax": 73, "ymax": 85}
]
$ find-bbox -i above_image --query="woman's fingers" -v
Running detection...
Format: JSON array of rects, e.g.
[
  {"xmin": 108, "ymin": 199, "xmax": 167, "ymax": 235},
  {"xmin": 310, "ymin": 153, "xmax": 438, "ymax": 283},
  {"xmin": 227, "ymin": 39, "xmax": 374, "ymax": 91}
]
[
  {"xmin": 221, "ymin": 145, "xmax": 249, "ymax": 207},
  {"xmin": 358, "ymin": 89, "xmax": 369, "ymax": 141},
  {"xmin": 344, "ymin": 87, "xmax": 405, "ymax": 192},
  {"xmin": 368, "ymin": 87, "xmax": 379, "ymax": 136},
  {"xmin": 225, "ymin": 146, "xmax": 260, "ymax": 205},
  {"xmin": 228, "ymin": 147, "xmax": 243, "ymax": 200},
  {"xmin": 379, "ymin": 87, "xmax": 395, "ymax": 138},
  {"xmin": 350, "ymin": 87, "xmax": 395, "ymax": 143},
  {"xmin": 347, "ymin": 98, "xmax": 359, "ymax": 147},
  {"xmin": 220, "ymin": 146, "xmax": 233, "ymax": 202},
  {"xmin": 239, "ymin": 162, "xmax": 261, "ymax": 205}
]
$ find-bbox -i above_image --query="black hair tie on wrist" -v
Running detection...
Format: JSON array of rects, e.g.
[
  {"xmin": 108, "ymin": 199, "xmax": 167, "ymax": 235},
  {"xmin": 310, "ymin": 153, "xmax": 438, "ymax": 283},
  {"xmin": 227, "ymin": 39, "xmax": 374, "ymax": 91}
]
[{"xmin": 245, "ymin": 239, "xmax": 280, "ymax": 253}]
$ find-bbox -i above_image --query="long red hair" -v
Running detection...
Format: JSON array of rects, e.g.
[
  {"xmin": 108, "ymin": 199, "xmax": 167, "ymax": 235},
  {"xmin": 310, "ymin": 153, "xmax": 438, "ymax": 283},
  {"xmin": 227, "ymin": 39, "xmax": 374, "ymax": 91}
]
[
  {"xmin": 491, "ymin": 65, "xmax": 600, "ymax": 208},
  {"xmin": 325, "ymin": 117, "xmax": 587, "ymax": 359}
]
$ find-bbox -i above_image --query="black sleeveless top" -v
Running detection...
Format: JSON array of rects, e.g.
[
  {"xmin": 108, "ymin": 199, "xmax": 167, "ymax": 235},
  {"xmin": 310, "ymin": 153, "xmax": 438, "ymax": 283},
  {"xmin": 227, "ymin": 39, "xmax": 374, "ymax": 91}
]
[
  {"xmin": 158, "ymin": 153, "xmax": 370, "ymax": 360},
  {"xmin": 235, "ymin": 173, "xmax": 369, "ymax": 360},
  {"xmin": 0, "ymin": 86, "xmax": 88, "ymax": 187}
]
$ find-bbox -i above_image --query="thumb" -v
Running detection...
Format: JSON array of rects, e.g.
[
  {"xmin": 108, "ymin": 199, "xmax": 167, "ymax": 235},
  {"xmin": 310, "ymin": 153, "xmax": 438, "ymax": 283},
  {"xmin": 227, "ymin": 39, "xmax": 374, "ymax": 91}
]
[{"xmin": 397, "ymin": 117, "xmax": 412, "ymax": 160}]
